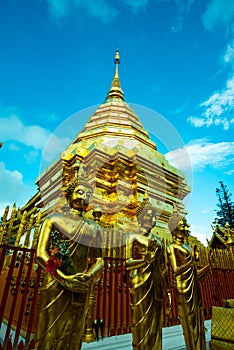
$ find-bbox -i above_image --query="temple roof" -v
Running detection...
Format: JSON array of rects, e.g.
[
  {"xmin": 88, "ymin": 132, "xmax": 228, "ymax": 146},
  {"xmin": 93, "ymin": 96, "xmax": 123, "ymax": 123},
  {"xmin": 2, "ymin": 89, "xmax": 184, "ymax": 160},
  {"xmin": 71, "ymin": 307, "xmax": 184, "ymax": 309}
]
[
  {"xmin": 209, "ymin": 223, "xmax": 234, "ymax": 249},
  {"xmin": 73, "ymin": 49, "xmax": 157, "ymax": 151}
]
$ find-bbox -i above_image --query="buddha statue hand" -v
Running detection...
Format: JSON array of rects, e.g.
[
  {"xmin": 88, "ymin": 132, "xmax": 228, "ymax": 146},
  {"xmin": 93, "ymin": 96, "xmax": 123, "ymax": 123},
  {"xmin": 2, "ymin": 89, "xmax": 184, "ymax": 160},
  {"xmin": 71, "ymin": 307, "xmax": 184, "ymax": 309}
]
[
  {"xmin": 145, "ymin": 250, "xmax": 156, "ymax": 263},
  {"xmin": 145, "ymin": 241, "xmax": 158, "ymax": 263},
  {"xmin": 85, "ymin": 257, "xmax": 104, "ymax": 284},
  {"xmin": 59, "ymin": 272, "xmax": 91, "ymax": 292},
  {"xmin": 197, "ymin": 264, "xmax": 211, "ymax": 281}
]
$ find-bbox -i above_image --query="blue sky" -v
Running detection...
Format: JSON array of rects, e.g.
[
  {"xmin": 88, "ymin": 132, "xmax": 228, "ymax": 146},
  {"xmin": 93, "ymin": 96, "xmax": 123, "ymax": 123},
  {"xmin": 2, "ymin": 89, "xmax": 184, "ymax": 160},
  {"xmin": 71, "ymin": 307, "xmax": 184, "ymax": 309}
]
[{"xmin": 0, "ymin": 0, "xmax": 233, "ymax": 244}]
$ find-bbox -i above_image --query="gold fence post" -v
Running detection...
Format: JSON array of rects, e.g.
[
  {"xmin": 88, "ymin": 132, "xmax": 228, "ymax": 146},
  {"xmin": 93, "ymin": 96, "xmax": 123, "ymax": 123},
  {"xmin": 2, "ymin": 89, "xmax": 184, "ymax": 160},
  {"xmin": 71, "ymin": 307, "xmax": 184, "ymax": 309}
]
[
  {"xmin": 0, "ymin": 205, "xmax": 9, "ymax": 245},
  {"xmin": 32, "ymin": 211, "xmax": 42, "ymax": 249},
  {"xmin": 5, "ymin": 203, "xmax": 17, "ymax": 245},
  {"xmin": 15, "ymin": 211, "xmax": 27, "ymax": 246},
  {"xmin": 24, "ymin": 213, "xmax": 34, "ymax": 248}
]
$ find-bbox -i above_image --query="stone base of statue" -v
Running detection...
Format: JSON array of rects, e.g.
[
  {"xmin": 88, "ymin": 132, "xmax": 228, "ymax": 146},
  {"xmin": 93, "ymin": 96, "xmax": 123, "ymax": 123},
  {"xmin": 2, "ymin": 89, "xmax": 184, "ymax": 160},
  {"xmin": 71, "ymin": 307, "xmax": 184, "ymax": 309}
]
[{"xmin": 82, "ymin": 330, "xmax": 95, "ymax": 343}]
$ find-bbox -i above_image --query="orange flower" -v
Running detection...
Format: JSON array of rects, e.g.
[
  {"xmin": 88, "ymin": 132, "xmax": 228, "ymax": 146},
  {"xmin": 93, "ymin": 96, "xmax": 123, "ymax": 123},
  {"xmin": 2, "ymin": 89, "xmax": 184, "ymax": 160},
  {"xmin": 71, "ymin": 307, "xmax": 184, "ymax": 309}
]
[{"xmin": 51, "ymin": 247, "xmax": 59, "ymax": 256}]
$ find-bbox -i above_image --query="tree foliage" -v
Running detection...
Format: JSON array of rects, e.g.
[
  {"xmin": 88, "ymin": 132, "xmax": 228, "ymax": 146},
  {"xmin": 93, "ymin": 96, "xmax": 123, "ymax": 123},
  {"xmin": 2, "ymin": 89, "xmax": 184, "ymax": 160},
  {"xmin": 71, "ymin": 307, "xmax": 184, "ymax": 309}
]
[{"xmin": 214, "ymin": 181, "xmax": 234, "ymax": 228}]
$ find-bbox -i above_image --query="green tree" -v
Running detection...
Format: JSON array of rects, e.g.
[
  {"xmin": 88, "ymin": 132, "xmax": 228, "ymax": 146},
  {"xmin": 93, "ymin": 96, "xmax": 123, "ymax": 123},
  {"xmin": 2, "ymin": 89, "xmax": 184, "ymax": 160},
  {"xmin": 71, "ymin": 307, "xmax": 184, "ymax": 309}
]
[{"xmin": 214, "ymin": 181, "xmax": 234, "ymax": 228}]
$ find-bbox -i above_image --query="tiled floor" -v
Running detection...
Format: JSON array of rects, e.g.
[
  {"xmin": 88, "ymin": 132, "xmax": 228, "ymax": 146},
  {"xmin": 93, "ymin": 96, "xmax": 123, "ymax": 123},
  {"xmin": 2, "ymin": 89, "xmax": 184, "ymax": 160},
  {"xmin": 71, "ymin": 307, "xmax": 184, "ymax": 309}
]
[
  {"xmin": 82, "ymin": 320, "xmax": 211, "ymax": 350},
  {"xmin": 0, "ymin": 320, "xmax": 211, "ymax": 349}
]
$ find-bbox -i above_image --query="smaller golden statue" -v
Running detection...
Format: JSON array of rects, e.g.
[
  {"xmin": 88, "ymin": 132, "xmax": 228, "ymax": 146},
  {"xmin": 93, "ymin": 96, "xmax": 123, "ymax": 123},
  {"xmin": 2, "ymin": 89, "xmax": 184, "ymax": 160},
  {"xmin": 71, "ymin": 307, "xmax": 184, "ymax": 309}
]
[
  {"xmin": 167, "ymin": 212, "xmax": 209, "ymax": 350},
  {"xmin": 126, "ymin": 197, "xmax": 171, "ymax": 350},
  {"xmin": 35, "ymin": 176, "xmax": 103, "ymax": 350}
]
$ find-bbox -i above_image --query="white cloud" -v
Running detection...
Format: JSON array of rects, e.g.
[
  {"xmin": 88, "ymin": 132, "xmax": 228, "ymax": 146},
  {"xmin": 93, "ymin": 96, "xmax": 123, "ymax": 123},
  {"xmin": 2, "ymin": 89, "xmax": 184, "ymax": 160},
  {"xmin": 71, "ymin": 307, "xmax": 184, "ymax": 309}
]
[
  {"xmin": 80, "ymin": 0, "xmax": 119, "ymax": 23},
  {"xmin": 174, "ymin": 100, "xmax": 190, "ymax": 114},
  {"xmin": 224, "ymin": 169, "xmax": 234, "ymax": 175},
  {"xmin": 188, "ymin": 23, "xmax": 234, "ymax": 130},
  {"xmin": 1, "ymin": 115, "xmax": 50, "ymax": 149},
  {"xmin": 188, "ymin": 74, "xmax": 234, "ymax": 130},
  {"xmin": 47, "ymin": 0, "xmax": 118, "ymax": 23},
  {"xmin": 189, "ymin": 223, "xmax": 211, "ymax": 245},
  {"xmin": 47, "ymin": 0, "xmax": 68, "ymax": 17},
  {"xmin": 188, "ymin": 2, "xmax": 234, "ymax": 131},
  {"xmin": 165, "ymin": 139, "xmax": 234, "ymax": 171},
  {"xmin": 0, "ymin": 162, "xmax": 35, "ymax": 214},
  {"xmin": 224, "ymin": 40, "xmax": 234, "ymax": 64},
  {"xmin": 176, "ymin": 0, "xmax": 194, "ymax": 11},
  {"xmin": 202, "ymin": 0, "xmax": 234, "ymax": 32},
  {"xmin": 0, "ymin": 114, "xmax": 71, "ymax": 162},
  {"xmin": 24, "ymin": 150, "xmax": 39, "ymax": 164},
  {"xmin": 170, "ymin": 0, "xmax": 194, "ymax": 32},
  {"xmin": 188, "ymin": 116, "xmax": 206, "ymax": 127},
  {"xmin": 121, "ymin": 0, "xmax": 150, "ymax": 11},
  {"xmin": 46, "ymin": 0, "xmax": 194, "ymax": 24},
  {"xmin": 8, "ymin": 143, "xmax": 21, "ymax": 151},
  {"xmin": 202, "ymin": 76, "xmax": 234, "ymax": 109},
  {"xmin": 42, "ymin": 133, "xmax": 71, "ymax": 162}
]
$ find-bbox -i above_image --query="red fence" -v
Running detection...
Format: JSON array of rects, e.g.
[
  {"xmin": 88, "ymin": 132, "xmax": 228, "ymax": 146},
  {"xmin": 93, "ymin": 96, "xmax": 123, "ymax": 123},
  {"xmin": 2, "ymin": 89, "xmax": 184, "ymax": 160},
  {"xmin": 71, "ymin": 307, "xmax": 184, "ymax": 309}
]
[
  {"xmin": 0, "ymin": 245, "xmax": 42, "ymax": 350},
  {"xmin": 1, "ymin": 244, "xmax": 234, "ymax": 348},
  {"xmin": 92, "ymin": 257, "xmax": 131, "ymax": 337}
]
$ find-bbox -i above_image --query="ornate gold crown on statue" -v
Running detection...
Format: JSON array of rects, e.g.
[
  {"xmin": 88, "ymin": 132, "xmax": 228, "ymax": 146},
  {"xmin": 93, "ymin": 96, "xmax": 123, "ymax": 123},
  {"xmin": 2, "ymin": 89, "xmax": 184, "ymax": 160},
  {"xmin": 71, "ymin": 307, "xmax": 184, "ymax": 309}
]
[
  {"xmin": 136, "ymin": 190, "xmax": 157, "ymax": 221},
  {"xmin": 168, "ymin": 205, "xmax": 190, "ymax": 235},
  {"xmin": 64, "ymin": 164, "xmax": 93, "ymax": 201}
]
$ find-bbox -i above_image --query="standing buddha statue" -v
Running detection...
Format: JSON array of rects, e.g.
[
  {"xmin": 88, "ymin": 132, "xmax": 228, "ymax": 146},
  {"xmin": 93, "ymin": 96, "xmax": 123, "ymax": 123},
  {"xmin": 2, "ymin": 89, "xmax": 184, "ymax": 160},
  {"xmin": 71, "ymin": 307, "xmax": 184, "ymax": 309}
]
[
  {"xmin": 126, "ymin": 197, "xmax": 171, "ymax": 350},
  {"xmin": 167, "ymin": 212, "xmax": 208, "ymax": 350},
  {"xmin": 35, "ymin": 175, "xmax": 103, "ymax": 350}
]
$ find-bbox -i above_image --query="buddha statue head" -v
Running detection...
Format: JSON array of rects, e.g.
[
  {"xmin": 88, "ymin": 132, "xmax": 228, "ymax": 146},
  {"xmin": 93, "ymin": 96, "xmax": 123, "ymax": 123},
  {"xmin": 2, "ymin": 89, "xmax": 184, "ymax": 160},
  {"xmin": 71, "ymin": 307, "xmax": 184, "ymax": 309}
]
[
  {"xmin": 65, "ymin": 167, "xmax": 93, "ymax": 212},
  {"xmin": 137, "ymin": 195, "xmax": 157, "ymax": 233},
  {"xmin": 168, "ymin": 209, "xmax": 190, "ymax": 240}
]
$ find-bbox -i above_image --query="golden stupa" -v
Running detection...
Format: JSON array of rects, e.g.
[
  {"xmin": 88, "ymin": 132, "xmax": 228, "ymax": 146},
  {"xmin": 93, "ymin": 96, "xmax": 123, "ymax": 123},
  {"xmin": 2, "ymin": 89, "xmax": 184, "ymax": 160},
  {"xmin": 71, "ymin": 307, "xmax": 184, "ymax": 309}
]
[{"xmin": 36, "ymin": 49, "xmax": 190, "ymax": 257}]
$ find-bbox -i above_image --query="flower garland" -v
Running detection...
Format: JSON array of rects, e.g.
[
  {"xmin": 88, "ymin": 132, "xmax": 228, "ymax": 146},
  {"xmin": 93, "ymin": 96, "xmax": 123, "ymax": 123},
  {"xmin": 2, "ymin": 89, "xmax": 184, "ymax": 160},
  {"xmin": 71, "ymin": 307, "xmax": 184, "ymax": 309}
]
[{"xmin": 45, "ymin": 230, "xmax": 76, "ymax": 276}]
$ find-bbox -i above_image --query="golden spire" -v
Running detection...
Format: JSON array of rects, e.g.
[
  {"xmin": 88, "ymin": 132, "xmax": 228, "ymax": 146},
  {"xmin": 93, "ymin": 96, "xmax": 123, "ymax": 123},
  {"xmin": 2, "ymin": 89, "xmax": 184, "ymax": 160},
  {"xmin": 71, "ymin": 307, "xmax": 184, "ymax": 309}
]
[{"xmin": 106, "ymin": 48, "xmax": 124, "ymax": 102}]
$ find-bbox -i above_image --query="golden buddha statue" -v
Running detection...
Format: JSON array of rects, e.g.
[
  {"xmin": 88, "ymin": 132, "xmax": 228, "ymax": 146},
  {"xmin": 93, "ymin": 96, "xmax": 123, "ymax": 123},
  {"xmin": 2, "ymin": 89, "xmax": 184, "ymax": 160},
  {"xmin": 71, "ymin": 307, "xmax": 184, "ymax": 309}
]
[
  {"xmin": 167, "ymin": 213, "xmax": 208, "ymax": 350},
  {"xmin": 126, "ymin": 197, "xmax": 171, "ymax": 350},
  {"xmin": 35, "ymin": 176, "xmax": 104, "ymax": 350}
]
